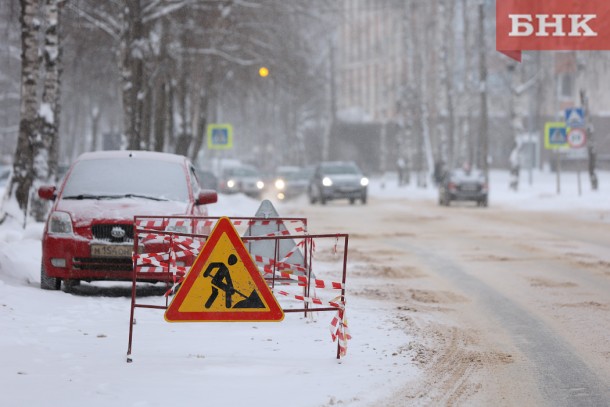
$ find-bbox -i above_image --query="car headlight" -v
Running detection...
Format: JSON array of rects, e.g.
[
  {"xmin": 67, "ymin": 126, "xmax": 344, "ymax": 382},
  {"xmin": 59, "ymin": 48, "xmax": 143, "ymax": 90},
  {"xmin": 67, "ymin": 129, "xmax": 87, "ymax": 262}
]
[
  {"xmin": 275, "ymin": 179, "xmax": 285, "ymax": 190},
  {"xmin": 256, "ymin": 181, "xmax": 265, "ymax": 190},
  {"xmin": 322, "ymin": 177, "xmax": 333, "ymax": 187},
  {"xmin": 48, "ymin": 211, "xmax": 73, "ymax": 234},
  {"xmin": 227, "ymin": 179, "xmax": 236, "ymax": 188},
  {"xmin": 360, "ymin": 177, "xmax": 369, "ymax": 186}
]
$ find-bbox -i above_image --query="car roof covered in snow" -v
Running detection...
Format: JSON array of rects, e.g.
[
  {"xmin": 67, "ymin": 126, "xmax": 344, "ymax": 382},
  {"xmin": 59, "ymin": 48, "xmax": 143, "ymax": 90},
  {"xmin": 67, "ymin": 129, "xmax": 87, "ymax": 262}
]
[{"xmin": 76, "ymin": 150, "xmax": 188, "ymax": 164}]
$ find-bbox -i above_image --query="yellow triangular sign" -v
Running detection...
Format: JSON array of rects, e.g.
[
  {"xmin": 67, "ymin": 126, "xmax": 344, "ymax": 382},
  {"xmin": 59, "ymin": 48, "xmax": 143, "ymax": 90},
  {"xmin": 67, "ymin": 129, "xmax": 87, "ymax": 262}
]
[{"xmin": 165, "ymin": 217, "xmax": 284, "ymax": 322}]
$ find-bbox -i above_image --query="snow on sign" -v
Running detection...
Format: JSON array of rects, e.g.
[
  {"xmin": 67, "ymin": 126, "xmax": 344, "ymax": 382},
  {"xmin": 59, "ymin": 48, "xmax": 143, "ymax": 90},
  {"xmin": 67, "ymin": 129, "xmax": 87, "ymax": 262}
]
[{"xmin": 165, "ymin": 217, "xmax": 284, "ymax": 322}]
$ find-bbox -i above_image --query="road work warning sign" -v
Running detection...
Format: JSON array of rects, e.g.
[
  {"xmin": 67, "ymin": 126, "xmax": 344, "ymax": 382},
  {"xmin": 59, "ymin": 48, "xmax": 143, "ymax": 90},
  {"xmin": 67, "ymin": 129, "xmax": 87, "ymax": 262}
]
[{"xmin": 165, "ymin": 217, "xmax": 284, "ymax": 322}]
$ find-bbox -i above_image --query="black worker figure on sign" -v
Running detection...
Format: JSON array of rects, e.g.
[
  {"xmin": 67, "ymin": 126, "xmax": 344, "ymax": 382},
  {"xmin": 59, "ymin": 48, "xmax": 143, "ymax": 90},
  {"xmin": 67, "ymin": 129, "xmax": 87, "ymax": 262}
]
[{"xmin": 202, "ymin": 254, "xmax": 265, "ymax": 309}]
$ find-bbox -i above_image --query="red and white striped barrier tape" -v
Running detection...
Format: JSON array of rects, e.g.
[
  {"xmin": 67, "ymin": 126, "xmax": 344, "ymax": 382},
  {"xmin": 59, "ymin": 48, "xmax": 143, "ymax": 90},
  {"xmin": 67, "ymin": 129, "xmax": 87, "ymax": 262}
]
[
  {"xmin": 136, "ymin": 218, "xmax": 306, "ymax": 232},
  {"xmin": 273, "ymin": 290, "xmax": 344, "ymax": 309},
  {"xmin": 330, "ymin": 309, "xmax": 351, "ymax": 357},
  {"xmin": 271, "ymin": 271, "xmax": 344, "ymax": 290},
  {"xmin": 249, "ymin": 226, "xmax": 306, "ymax": 238}
]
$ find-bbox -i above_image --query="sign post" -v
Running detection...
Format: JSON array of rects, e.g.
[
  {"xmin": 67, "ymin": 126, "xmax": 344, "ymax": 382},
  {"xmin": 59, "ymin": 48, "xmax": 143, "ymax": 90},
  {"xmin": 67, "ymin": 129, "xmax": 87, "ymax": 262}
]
[
  {"xmin": 544, "ymin": 122, "xmax": 568, "ymax": 194},
  {"xmin": 565, "ymin": 108, "xmax": 588, "ymax": 196}
]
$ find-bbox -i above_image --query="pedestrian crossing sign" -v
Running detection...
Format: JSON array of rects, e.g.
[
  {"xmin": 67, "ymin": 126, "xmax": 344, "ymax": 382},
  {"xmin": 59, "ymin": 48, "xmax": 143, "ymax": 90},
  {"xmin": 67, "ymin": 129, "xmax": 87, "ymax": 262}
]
[
  {"xmin": 207, "ymin": 124, "xmax": 233, "ymax": 150},
  {"xmin": 544, "ymin": 122, "xmax": 568, "ymax": 150},
  {"xmin": 165, "ymin": 217, "xmax": 284, "ymax": 322}
]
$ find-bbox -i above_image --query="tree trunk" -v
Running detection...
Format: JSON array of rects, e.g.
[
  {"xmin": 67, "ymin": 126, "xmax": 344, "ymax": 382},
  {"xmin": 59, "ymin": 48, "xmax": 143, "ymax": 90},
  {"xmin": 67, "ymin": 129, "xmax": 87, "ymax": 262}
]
[
  {"xmin": 30, "ymin": 0, "xmax": 63, "ymax": 221},
  {"xmin": 89, "ymin": 106, "xmax": 100, "ymax": 151},
  {"xmin": 440, "ymin": 0, "xmax": 456, "ymax": 168},
  {"xmin": 174, "ymin": 57, "xmax": 191, "ymax": 157},
  {"xmin": 141, "ymin": 85, "xmax": 152, "ymax": 150},
  {"xmin": 190, "ymin": 71, "xmax": 211, "ymax": 164},
  {"xmin": 167, "ymin": 79, "xmax": 175, "ymax": 151},
  {"xmin": 44, "ymin": 0, "xmax": 62, "ymax": 186},
  {"xmin": 477, "ymin": 2, "xmax": 489, "ymax": 177},
  {"xmin": 121, "ymin": 0, "xmax": 145, "ymax": 151},
  {"xmin": 5, "ymin": 0, "xmax": 41, "ymax": 225},
  {"xmin": 152, "ymin": 80, "xmax": 167, "ymax": 152},
  {"xmin": 580, "ymin": 90, "xmax": 598, "ymax": 190}
]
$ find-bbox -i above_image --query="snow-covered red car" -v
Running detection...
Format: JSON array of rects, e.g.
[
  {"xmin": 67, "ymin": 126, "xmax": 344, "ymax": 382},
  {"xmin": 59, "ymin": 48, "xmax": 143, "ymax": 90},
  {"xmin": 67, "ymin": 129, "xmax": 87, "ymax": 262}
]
[{"xmin": 37, "ymin": 150, "xmax": 217, "ymax": 291}]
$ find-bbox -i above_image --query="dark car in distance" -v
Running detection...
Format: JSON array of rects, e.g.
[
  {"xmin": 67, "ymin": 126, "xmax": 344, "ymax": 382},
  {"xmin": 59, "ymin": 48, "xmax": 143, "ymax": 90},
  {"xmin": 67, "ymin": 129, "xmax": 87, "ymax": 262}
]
[
  {"xmin": 272, "ymin": 165, "xmax": 314, "ymax": 201},
  {"xmin": 308, "ymin": 161, "xmax": 368, "ymax": 205},
  {"xmin": 438, "ymin": 168, "xmax": 488, "ymax": 207},
  {"xmin": 217, "ymin": 164, "xmax": 265, "ymax": 199}
]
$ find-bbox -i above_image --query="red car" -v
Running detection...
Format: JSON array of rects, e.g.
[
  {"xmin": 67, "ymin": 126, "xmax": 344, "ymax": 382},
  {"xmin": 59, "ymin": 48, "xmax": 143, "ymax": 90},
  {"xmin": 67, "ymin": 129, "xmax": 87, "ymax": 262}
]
[{"xmin": 37, "ymin": 150, "xmax": 217, "ymax": 291}]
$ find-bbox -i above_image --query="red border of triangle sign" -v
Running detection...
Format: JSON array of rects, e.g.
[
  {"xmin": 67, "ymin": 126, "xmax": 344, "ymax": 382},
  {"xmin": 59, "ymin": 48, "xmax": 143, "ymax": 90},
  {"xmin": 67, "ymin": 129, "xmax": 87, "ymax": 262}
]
[{"xmin": 164, "ymin": 217, "xmax": 284, "ymax": 322}]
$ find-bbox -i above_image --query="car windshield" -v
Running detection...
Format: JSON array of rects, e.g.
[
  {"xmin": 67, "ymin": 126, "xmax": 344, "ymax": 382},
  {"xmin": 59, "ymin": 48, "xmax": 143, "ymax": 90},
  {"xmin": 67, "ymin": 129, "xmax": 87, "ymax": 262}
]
[
  {"xmin": 322, "ymin": 163, "xmax": 360, "ymax": 175},
  {"xmin": 451, "ymin": 169, "xmax": 484, "ymax": 182},
  {"xmin": 61, "ymin": 158, "xmax": 189, "ymax": 202},
  {"xmin": 278, "ymin": 168, "xmax": 311, "ymax": 181}
]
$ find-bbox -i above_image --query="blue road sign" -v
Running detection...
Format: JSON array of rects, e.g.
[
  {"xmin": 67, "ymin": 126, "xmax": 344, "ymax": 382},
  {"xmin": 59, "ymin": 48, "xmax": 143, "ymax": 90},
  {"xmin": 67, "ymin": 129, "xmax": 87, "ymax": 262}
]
[
  {"xmin": 565, "ymin": 108, "xmax": 585, "ymax": 128},
  {"xmin": 544, "ymin": 122, "xmax": 568, "ymax": 150},
  {"xmin": 207, "ymin": 124, "xmax": 233, "ymax": 150}
]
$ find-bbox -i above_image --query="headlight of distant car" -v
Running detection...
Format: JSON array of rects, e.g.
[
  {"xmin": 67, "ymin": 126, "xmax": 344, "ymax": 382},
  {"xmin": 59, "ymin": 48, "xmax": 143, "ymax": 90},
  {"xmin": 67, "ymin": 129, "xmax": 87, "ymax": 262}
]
[
  {"xmin": 322, "ymin": 177, "xmax": 333, "ymax": 187},
  {"xmin": 256, "ymin": 181, "xmax": 265, "ymax": 190},
  {"xmin": 360, "ymin": 177, "xmax": 369, "ymax": 186},
  {"xmin": 227, "ymin": 179, "xmax": 236, "ymax": 188},
  {"xmin": 48, "ymin": 211, "xmax": 73, "ymax": 234},
  {"xmin": 275, "ymin": 179, "xmax": 285, "ymax": 190}
]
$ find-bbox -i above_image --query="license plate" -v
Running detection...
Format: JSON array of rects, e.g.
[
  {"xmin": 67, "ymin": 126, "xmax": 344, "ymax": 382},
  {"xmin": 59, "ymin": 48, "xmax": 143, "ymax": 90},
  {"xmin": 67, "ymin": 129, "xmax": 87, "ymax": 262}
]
[
  {"xmin": 461, "ymin": 184, "xmax": 478, "ymax": 191},
  {"xmin": 91, "ymin": 244, "xmax": 133, "ymax": 258}
]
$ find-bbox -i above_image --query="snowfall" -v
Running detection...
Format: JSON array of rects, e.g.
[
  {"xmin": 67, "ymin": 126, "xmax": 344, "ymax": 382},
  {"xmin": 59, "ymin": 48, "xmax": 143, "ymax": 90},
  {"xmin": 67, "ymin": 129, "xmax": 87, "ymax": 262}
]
[{"xmin": 0, "ymin": 168, "xmax": 608, "ymax": 407}]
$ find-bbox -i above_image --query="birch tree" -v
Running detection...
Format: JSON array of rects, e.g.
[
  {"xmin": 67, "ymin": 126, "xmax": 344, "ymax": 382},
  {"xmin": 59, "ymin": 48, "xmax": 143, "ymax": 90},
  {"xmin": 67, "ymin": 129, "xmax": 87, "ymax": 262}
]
[{"xmin": 3, "ymin": 0, "xmax": 42, "ymax": 225}]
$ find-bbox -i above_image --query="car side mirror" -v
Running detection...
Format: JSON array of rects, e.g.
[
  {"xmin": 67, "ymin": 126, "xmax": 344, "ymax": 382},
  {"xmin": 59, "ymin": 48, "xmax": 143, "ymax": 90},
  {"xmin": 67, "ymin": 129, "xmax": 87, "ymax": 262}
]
[
  {"xmin": 38, "ymin": 185, "xmax": 57, "ymax": 201},
  {"xmin": 196, "ymin": 189, "xmax": 218, "ymax": 205}
]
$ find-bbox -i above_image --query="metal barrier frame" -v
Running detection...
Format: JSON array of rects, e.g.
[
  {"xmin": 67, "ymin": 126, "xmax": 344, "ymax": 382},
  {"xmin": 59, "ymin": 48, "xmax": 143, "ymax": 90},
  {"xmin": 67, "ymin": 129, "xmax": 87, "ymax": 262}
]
[{"xmin": 126, "ymin": 215, "xmax": 348, "ymax": 362}]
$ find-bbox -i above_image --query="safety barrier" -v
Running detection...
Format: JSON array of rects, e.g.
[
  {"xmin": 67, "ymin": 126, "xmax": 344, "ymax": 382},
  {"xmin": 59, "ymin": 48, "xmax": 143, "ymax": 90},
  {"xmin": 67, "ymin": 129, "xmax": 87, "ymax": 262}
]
[{"xmin": 126, "ymin": 216, "xmax": 350, "ymax": 362}]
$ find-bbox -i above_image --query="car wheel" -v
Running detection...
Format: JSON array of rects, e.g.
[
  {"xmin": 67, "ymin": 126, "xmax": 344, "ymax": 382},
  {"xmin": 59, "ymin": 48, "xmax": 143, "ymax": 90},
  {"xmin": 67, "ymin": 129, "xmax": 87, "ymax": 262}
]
[
  {"xmin": 320, "ymin": 196, "xmax": 327, "ymax": 205},
  {"xmin": 361, "ymin": 194, "xmax": 367, "ymax": 204},
  {"xmin": 40, "ymin": 264, "xmax": 61, "ymax": 290},
  {"xmin": 480, "ymin": 199, "xmax": 488, "ymax": 207},
  {"xmin": 308, "ymin": 188, "xmax": 317, "ymax": 204},
  {"xmin": 349, "ymin": 198, "xmax": 356, "ymax": 205}
]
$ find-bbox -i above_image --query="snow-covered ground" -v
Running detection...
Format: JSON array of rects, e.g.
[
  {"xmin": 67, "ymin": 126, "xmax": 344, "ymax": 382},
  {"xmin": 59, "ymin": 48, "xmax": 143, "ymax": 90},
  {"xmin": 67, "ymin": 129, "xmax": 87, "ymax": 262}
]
[{"xmin": 0, "ymin": 168, "xmax": 607, "ymax": 407}]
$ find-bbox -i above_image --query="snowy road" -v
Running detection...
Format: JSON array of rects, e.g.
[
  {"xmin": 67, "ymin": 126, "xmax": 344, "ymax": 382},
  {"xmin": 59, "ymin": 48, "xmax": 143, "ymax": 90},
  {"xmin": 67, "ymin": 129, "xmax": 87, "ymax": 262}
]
[
  {"xmin": 2, "ymin": 171, "xmax": 610, "ymax": 406},
  {"xmin": 287, "ymin": 191, "xmax": 610, "ymax": 406}
]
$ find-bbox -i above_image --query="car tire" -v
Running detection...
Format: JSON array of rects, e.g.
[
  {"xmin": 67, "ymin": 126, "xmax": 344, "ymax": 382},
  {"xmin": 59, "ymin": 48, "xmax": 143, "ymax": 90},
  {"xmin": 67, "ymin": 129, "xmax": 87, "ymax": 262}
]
[
  {"xmin": 41, "ymin": 264, "xmax": 61, "ymax": 290},
  {"xmin": 320, "ymin": 196, "xmax": 327, "ymax": 205},
  {"xmin": 308, "ymin": 189, "xmax": 317, "ymax": 204},
  {"xmin": 361, "ymin": 194, "xmax": 367, "ymax": 205},
  {"xmin": 349, "ymin": 198, "xmax": 356, "ymax": 205}
]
